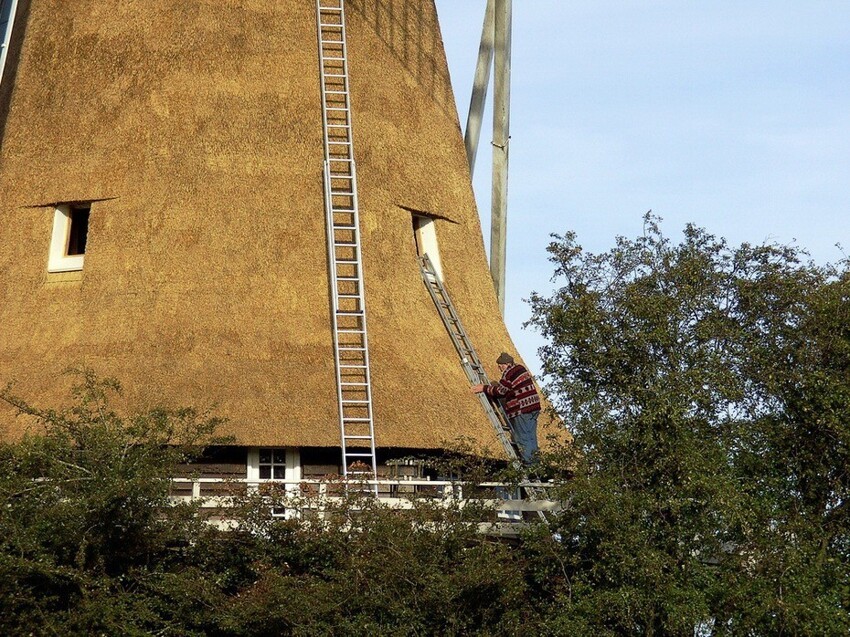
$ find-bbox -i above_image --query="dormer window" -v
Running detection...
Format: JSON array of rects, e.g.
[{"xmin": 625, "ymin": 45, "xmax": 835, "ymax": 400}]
[{"xmin": 48, "ymin": 204, "xmax": 91, "ymax": 272}]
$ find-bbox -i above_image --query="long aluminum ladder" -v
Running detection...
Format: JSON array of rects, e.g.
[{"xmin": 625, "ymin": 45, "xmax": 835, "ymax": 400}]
[
  {"xmin": 417, "ymin": 255, "xmax": 547, "ymax": 509},
  {"xmin": 316, "ymin": 0, "xmax": 378, "ymax": 490}
]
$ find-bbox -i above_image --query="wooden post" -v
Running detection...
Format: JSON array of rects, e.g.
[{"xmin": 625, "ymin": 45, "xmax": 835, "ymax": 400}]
[
  {"xmin": 463, "ymin": 0, "xmax": 495, "ymax": 177},
  {"xmin": 490, "ymin": 0, "xmax": 511, "ymax": 316}
]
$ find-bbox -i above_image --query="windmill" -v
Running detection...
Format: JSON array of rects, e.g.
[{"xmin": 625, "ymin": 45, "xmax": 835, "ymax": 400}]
[{"xmin": 0, "ymin": 0, "xmax": 560, "ymax": 490}]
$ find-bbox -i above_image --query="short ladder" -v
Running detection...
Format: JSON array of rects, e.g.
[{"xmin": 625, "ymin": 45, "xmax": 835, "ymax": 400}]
[
  {"xmin": 418, "ymin": 254, "xmax": 547, "ymax": 509},
  {"xmin": 316, "ymin": 0, "xmax": 378, "ymax": 492}
]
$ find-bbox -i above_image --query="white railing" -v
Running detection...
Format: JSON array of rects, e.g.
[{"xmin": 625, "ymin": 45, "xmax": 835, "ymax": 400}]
[{"xmin": 169, "ymin": 477, "xmax": 560, "ymax": 533}]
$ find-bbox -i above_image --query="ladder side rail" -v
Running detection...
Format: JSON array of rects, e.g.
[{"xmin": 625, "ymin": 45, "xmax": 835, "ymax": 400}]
[
  {"xmin": 418, "ymin": 257, "xmax": 489, "ymax": 388},
  {"xmin": 346, "ymin": 162, "xmax": 379, "ymax": 482},
  {"xmin": 322, "ymin": 160, "xmax": 350, "ymax": 474},
  {"xmin": 418, "ymin": 256, "xmax": 481, "ymax": 373}
]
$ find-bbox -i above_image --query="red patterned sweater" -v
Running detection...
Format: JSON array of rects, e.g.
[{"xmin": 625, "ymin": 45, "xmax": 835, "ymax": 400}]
[{"xmin": 484, "ymin": 363, "xmax": 541, "ymax": 418}]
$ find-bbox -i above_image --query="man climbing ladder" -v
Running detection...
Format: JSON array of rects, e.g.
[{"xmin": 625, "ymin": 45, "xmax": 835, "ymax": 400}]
[{"xmin": 471, "ymin": 352, "xmax": 540, "ymax": 465}]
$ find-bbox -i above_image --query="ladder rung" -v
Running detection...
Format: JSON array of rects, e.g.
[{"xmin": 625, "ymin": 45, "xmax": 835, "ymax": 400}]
[
  {"xmin": 345, "ymin": 435, "xmax": 373, "ymax": 440},
  {"xmin": 341, "ymin": 382, "xmax": 368, "ymax": 386},
  {"xmin": 344, "ymin": 418, "xmax": 372, "ymax": 422},
  {"xmin": 339, "ymin": 364, "xmax": 367, "ymax": 368},
  {"xmin": 338, "ymin": 346, "xmax": 366, "ymax": 351}
]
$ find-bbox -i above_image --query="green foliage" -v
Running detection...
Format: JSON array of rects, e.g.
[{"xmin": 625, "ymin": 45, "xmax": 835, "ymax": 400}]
[
  {"xmin": 0, "ymin": 371, "xmax": 539, "ymax": 636},
  {"xmin": 2, "ymin": 219, "xmax": 848, "ymax": 635},
  {"xmin": 528, "ymin": 215, "xmax": 850, "ymax": 635},
  {"xmin": 0, "ymin": 369, "xmax": 224, "ymax": 635}
]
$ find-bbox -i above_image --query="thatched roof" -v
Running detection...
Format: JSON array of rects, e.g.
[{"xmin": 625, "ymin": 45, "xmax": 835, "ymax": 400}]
[{"xmin": 0, "ymin": 0, "xmax": 567, "ymax": 455}]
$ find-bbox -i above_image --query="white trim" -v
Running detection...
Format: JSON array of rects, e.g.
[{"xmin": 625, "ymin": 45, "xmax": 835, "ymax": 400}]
[
  {"xmin": 47, "ymin": 206, "xmax": 85, "ymax": 273},
  {"xmin": 0, "ymin": 0, "xmax": 20, "ymax": 87},
  {"xmin": 286, "ymin": 448, "xmax": 301, "ymax": 483},
  {"xmin": 246, "ymin": 448, "xmax": 260, "ymax": 483},
  {"xmin": 413, "ymin": 215, "xmax": 444, "ymax": 281},
  {"xmin": 247, "ymin": 447, "xmax": 301, "ymax": 484}
]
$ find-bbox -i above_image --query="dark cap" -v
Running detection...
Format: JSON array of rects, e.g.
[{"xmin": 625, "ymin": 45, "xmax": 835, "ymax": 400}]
[{"xmin": 496, "ymin": 352, "xmax": 514, "ymax": 365}]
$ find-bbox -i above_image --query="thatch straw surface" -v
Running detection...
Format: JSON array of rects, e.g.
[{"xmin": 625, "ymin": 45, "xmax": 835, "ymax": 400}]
[{"xmin": 0, "ymin": 0, "xmax": 568, "ymax": 454}]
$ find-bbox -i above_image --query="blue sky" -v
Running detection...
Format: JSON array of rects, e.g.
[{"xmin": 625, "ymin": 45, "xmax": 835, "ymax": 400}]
[{"xmin": 434, "ymin": 0, "xmax": 850, "ymax": 376}]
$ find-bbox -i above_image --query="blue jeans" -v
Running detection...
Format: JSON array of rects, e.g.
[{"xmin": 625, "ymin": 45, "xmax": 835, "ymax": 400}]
[{"xmin": 510, "ymin": 410, "xmax": 539, "ymax": 465}]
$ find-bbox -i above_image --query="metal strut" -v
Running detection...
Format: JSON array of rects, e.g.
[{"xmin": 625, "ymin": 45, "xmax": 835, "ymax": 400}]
[
  {"xmin": 316, "ymin": 0, "xmax": 378, "ymax": 493},
  {"xmin": 417, "ymin": 254, "xmax": 547, "ymax": 509}
]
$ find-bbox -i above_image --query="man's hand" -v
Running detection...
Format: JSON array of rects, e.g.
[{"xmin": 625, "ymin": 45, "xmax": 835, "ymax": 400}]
[{"xmin": 470, "ymin": 384, "xmax": 485, "ymax": 394}]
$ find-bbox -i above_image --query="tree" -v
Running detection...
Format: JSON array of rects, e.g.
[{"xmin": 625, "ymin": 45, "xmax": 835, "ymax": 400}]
[
  {"xmin": 3, "ymin": 218, "xmax": 847, "ymax": 636},
  {"xmin": 527, "ymin": 215, "xmax": 850, "ymax": 636},
  {"xmin": 0, "ymin": 369, "xmax": 223, "ymax": 635}
]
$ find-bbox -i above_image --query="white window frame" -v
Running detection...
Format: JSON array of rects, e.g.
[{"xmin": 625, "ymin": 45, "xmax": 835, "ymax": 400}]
[
  {"xmin": 0, "ymin": 0, "xmax": 20, "ymax": 87},
  {"xmin": 48, "ymin": 204, "xmax": 88, "ymax": 272},
  {"xmin": 247, "ymin": 447, "xmax": 301, "ymax": 518},
  {"xmin": 413, "ymin": 215, "xmax": 444, "ymax": 281}
]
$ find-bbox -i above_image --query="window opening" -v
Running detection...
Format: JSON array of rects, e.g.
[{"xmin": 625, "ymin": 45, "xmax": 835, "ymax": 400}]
[
  {"xmin": 48, "ymin": 203, "xmax": 92, "ymax": 273},
  {"xmin": 258, "ymin": 448, "xmax": 286, "ymax": 480},
  {"xmin": 67, "ymin": 206, "xmax": 90, "ymax": 256},
  {"xmin": 0, "ymin": 0, "xmax": 20, "ymax": 87}
]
